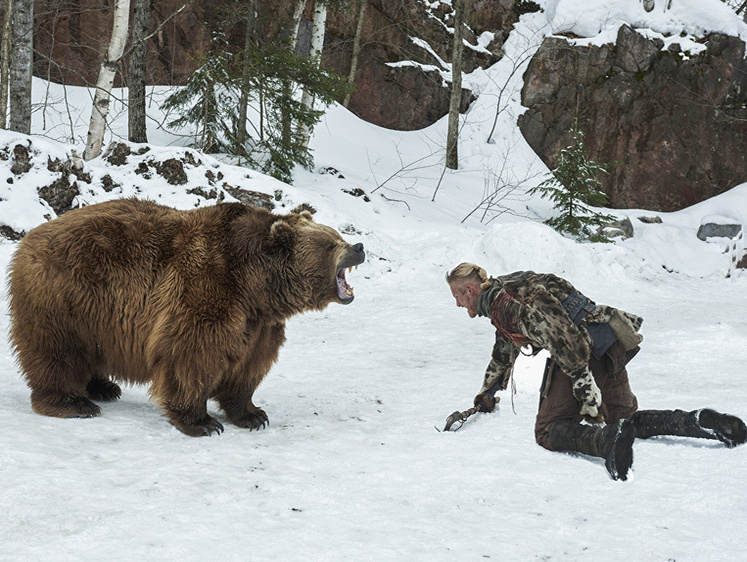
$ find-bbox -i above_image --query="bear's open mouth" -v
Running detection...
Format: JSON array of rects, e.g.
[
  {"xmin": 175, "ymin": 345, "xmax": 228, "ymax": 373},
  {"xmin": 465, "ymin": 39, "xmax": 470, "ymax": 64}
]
[
  {"xmin": 335, "ymin": 243, "xmax": 364, "ymax": 304},
  {"xmin": 336, "ymin": 266, "xmax": 356, "ymax": 302}
]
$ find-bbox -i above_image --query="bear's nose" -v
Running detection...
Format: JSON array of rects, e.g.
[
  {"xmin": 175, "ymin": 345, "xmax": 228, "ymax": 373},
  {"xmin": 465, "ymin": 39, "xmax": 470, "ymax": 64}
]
[{"xmin": 352, "ymin": 243, "xmax": 364, "ymax": 255}]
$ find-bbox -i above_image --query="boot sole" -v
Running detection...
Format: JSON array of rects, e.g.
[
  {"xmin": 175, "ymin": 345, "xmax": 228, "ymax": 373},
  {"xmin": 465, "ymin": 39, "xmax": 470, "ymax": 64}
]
[{"xmin": 698, "ymin": 409, "xmax": 747, "ymax": 448}]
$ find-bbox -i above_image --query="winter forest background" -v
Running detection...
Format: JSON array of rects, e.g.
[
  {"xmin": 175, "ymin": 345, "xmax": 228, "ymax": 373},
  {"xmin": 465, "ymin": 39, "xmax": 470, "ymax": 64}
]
[{"xmin": 1, "ymin": 0, "xmax": 747, "ymax": 560}]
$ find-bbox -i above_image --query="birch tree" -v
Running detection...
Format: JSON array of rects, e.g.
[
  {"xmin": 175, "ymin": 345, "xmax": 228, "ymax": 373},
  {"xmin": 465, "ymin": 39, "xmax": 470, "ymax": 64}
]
[
  {"xmin": 281, "ymin": 0, "xmax": 307, "ymax": 149},
  {"xmin": 290, "ymin": 0, "xmax": 307, "ymax": 51},
  {"xmin": 84, "ymin": 0, "xmax": 130, "ymax": 161},
  {"xmin": 298, "ymin": 0, "xmax": 327, "ymax": 148},
  {"xmin": 128, "ymin": 0, "xmax": 151, "ymax": 143},
  {"xmin": 343, "ymin": 0, "xmax": 367, "ymax": 108},
  {"xmin": 9, "ymin": 0, "xmax": 32, "ymax": 134},
  {"xmin": 445, "ymin": 0, "xmax": 465, "ymax": 170},
  {"xmin": 0, "ymin": 0, "xmax": 13, "ymax": 129}
]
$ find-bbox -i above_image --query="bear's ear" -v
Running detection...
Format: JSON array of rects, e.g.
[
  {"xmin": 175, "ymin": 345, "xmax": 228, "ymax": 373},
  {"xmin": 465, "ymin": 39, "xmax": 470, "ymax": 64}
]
[
  {"xmin": 290, "ymin": 204, "xmax": 316, "ymax": 218},
  {"xmin": 269, "ymin": 219, "xmax": 296, "ymax": 252}
]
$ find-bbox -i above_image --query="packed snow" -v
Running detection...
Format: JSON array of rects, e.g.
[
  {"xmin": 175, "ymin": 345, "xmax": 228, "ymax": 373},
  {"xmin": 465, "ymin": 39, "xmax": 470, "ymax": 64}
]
[{"xmin": 1, "ymin": 0, "xmax": 746, "ymax": 560}]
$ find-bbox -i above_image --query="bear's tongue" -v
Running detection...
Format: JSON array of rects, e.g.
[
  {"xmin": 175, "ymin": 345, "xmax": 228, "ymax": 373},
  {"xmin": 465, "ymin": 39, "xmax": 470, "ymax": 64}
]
[{"xmin": 336, "ymin": 268, "xmax": 353, "ymax": 298}]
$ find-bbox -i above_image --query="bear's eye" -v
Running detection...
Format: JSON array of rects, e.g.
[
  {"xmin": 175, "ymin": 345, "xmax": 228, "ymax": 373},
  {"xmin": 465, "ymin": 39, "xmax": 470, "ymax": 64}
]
[{"xmin": 326, "ymin": 243, "xmax": 336, "ymax": 252}]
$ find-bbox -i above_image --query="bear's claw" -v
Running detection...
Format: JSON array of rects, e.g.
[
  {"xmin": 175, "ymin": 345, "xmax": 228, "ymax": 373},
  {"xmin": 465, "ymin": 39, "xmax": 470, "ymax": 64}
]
[
  {"xmin": 204, "ymin": 419, "xmax": 224, "ymax": 436},
  {"xmin": 86, "ymin": 378, "xmax": 122, "ymax": 402},
  {"xmin": 170, "ymin": 415, "xmax": 224, "ymax": 437},
  {"xmin": 231, "ymin": 408, "xmax": 269, "ymax": 431}
]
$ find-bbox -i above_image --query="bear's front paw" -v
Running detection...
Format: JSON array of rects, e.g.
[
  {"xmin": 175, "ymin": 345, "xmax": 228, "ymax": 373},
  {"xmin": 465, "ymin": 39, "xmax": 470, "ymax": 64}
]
[
  {"xmin": 86, "ymin": 378, "xmax": 122, "ymax": 402},
  {"xmin": 170, "ymin": 415, "xmax": 224, "ymax": 437},
  {"xmin": 231, "ymin": 408, "xmax": 269, "ymax": 431}
]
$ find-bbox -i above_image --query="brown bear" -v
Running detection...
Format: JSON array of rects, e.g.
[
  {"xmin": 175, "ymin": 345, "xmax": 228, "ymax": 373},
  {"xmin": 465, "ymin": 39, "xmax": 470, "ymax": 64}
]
[{"xmin": 8, "ymin": 197, "xmax": 365, "ymax": 436}]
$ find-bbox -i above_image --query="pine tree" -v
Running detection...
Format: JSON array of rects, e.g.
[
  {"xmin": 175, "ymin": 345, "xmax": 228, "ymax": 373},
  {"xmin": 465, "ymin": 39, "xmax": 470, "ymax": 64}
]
[
  {"xmin": 529, "ymin": 126, "xmax": 615, "ymax": 242},
  {"xmin": 161, "ymin": 33, "xmax": 235, "ymax": 154},
  {"xmin": 162, "ymin": 29, "xmax": 350, "ymax": 182},
  {"xmin": 250, "ymin": 44, "xmax": 324, "ymax": 181}
]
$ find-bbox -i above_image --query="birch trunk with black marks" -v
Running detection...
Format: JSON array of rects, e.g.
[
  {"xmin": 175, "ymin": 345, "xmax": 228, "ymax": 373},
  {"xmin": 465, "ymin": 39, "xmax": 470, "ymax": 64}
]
[
  {"xmin": 298, "ymin": 0, "xmax": 327, "ymax": 148},
  {"xmin": 0, "ymin": 0, "xmax": 13, "ymax": 129},
  {"xmin": 445, "ymin": 0, "xmax": 465, "ymax": 170},
  {"xmin": 281, "ymin": 0, "xmax": 306, "ymax": 148},
  {"xmin": 84, "ymin": 0, "xmax": 130, "ymax": 160},
  {"xmin": 343, "ymin": 0, "xmax": 367, "ymax": 109},
  {"xmin": 9, "ymin": 0, "xmax": 31, "ymax": 134}
]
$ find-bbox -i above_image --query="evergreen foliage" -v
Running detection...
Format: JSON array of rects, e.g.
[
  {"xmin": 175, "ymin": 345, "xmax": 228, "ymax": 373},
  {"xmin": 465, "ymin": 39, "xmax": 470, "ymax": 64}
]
[
  {"xmin": 529, "ymin": 127, "xmax": 615, "ymax": 242},
  {"xmin": 162, "ymin": 32, "xmax": 351, "ymax": 183},
  {"xmin": 246, "ymin": 43, "xmax": 351, "ymax": 182},
  {"xmin": 161, "ymin": 33, "xmax": 235, "ymax": 155}
]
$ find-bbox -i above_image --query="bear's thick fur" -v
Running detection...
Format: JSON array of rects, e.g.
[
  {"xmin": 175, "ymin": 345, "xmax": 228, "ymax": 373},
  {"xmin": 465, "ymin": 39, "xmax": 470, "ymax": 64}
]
[{"xmin": 8, "ymin": 198, "xmax": 365, "ymax": 436}]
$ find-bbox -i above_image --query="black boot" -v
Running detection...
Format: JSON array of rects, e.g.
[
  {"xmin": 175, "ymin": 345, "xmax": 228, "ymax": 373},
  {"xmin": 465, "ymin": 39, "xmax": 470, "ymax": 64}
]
[
  {"xmin": 632, "ymin": 409, "xmax": 747, "ymax": 448},
  {"xmin": 548, "ymin": 418, "xmax": 636, "ymax": 481}
]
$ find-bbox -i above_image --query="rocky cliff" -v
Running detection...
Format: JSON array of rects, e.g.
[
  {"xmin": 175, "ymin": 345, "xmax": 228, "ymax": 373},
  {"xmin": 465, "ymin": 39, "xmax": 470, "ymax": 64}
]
[{"xmin": 518, "ymin": 25, "xmax": 747, "ymax": 212}]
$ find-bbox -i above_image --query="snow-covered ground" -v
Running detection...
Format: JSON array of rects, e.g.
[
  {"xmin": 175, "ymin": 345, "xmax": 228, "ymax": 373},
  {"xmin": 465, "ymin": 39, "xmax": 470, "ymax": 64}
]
[{"xmin": 2, "ymin": 0, "xmax": 747, "ymax": 560}]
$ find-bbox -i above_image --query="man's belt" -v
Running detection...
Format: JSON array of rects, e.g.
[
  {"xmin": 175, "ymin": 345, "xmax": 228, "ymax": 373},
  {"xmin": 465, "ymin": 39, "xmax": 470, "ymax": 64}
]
[{"xmin": 561, "ymin": 290, "xmax": 617, "ymax": 359}]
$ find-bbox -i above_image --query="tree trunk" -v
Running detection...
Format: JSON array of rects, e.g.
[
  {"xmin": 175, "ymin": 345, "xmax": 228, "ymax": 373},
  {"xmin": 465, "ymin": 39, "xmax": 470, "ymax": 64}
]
[
  {"xmin": 290, "ymin": 0, "xmax": 306, "ymax": 52},
  {"xmin": 237, "ymin": 0, "xmax": 257, "ymax": 149},
  {"xmin": 281, "ymin": 0, "xmax": 306, "ymax": 149},
  {"xmin": 343, "ymin": 0, "xmax": 366, "ymax": 109},
  {"xmin": 128, "ymin": 0, "xmax": 151, "ymax": 143},
  {"xmin": 9, "ymin": 0, "xmax": 32, "ymax": 134},
  {"xmin": 0, "ymin": 0, "xmax": 13, "ymax": 129},
  {"xmin": 298, "ymin": 0, "xmax": 327, "ymax": 148},
  {"xmin": 84, "ymin": 0, "xmax": 131, "ymax": 160},
  {"xmin": 445, "ymin": 0, "xmax": 465, "ymax": 170}
]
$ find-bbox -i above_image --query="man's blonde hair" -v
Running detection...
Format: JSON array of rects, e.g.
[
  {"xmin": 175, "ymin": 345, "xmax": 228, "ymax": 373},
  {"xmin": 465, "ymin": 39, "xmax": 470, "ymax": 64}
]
[{"xmin": 446, "ymin": 262, "xmax": 490, "ymax": 291}]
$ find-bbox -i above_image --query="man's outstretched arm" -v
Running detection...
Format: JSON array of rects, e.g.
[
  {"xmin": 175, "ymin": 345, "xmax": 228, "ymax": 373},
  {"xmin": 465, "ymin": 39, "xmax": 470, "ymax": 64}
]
[{"xmin": 474, "ymin": 337, "xmax": 517, "ymax": 412}]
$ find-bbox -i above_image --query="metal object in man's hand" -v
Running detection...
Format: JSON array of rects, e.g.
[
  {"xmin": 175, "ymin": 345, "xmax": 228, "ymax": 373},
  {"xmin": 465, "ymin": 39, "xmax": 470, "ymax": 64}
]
[
  {"xmin": 442, "ymin": 396, "xmax": 501, "ymax": 432},
  {"xmin": 442, "ymin": 406, "xmax": 480, "ymax": 432}
]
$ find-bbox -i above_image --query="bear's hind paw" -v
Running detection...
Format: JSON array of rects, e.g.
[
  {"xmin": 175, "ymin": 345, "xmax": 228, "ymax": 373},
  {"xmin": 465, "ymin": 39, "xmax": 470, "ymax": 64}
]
[
  {"xmin": 31, "ymin": 392, "xmax": 101, "ymax": 418},
  {"xmin": 86, "ymin": 378, "xmax": 122, "ymax": 402}
]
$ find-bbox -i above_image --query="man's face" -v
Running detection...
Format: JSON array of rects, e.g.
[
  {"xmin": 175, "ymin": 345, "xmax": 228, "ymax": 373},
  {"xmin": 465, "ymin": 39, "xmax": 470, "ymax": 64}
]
[{"xmin": 450, "ymin": 282, "xmax": 479, "ymax": 318}]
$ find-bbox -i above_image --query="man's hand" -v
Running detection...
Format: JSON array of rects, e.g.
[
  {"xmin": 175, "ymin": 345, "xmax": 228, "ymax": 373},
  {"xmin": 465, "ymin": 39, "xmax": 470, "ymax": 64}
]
[
  {"xmin": 581, "ymin": 402, "xmax": 608, "ymax": 424},
  {"xmin": 474, "ymin": 392, "xmax": 498, "ymax": 413},
  {"xmin": 570, "ymin": 367, "xmax": 604, "ymax": 423}
]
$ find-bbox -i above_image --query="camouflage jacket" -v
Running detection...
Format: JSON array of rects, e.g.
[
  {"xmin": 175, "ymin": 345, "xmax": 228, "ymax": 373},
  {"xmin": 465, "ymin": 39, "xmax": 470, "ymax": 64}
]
[{"xmin": 476, "ymin": 271, "xmax": 643, "ymax": 420}]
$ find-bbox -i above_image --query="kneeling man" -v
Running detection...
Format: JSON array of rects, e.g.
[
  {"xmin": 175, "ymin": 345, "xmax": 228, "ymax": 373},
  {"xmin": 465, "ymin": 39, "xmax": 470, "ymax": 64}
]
[{"xmin": 446, "ymin": 263, "xmax": 746, "ymax": 480}]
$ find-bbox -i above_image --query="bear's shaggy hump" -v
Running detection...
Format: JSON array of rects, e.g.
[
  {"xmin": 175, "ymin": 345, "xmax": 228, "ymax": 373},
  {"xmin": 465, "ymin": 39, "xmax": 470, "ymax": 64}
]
[{"xmin": 8, "ymin": 197, "xmax": 365, "ymax": 436}]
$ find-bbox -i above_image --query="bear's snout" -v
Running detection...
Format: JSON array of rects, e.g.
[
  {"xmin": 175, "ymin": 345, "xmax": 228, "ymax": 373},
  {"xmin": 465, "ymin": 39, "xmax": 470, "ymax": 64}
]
[{"xmin": 346, "ymin": 242, "xmax": 365, "ymax": 268}]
